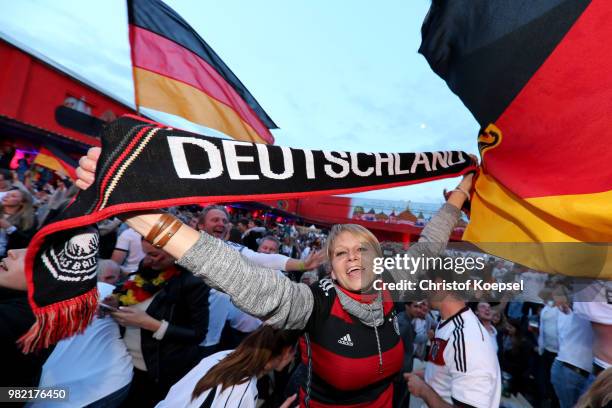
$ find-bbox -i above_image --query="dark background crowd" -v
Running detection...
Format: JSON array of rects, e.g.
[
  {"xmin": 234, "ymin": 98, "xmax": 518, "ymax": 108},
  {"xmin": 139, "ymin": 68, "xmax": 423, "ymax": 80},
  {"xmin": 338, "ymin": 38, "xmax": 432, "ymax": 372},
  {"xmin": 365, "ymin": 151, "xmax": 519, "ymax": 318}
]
[{"xmin": 0, "ymin": 146, "xmax": 610, "ymax": 408}]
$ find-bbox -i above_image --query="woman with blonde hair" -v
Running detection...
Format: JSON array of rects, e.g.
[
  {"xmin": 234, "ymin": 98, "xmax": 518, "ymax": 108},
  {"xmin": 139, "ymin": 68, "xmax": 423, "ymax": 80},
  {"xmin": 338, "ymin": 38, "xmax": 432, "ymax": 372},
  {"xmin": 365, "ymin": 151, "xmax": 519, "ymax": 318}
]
[
  {"xmin": 0, "ymin": 188, "xmax": 35, "ymax": 256},
  {"xmin": 77, "ymin": 147, "xmax": 474, "ymax": 407}
]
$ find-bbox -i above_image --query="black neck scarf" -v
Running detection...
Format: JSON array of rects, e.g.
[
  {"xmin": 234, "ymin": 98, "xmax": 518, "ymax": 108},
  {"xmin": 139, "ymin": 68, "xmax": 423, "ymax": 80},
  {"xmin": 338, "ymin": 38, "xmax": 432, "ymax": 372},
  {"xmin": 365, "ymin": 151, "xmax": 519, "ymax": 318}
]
[{"xmin": 21, "ymin": 114, "xmax": 475, "ymax": 352}]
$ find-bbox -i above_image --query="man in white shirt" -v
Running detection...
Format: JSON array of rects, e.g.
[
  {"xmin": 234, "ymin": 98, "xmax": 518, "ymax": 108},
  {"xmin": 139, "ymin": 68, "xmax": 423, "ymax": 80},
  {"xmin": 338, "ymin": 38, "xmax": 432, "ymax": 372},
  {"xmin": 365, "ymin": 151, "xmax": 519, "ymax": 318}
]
[
  {"xmin": 258, "ymin": 235, "xmax": 281, "ymax": 255},
  {"xmin": 196, "ymin": 206, "xmax": 323, "ymax": 355},
  {"xmin": 475, "ymin": 302, "xmax": 498, "ymax": 354},
  {"xmin": 573, "ymin": 280, "xmax": 612, "ymax": 376},
  {"xmin": 550, "ymin": 305, "xmax": 593, "ymax": 408},
  {"xmin": 200, "ymin": 289, "xmax": 261, "ymax": 355},
  {"xmin": 405, "ymin": 266, "xmax": 501, "ymax": 408},
  {"xmin": 537, "ymin": 298, "xmax": 560, "ymax": 406},
  {"xmin": 196, "ymin": 206, "xmax": 323, "ymax": 272},
  {"xmin": 412, "ymin": 304, "xmax": 429, "ymax": 361},
  {"xmin": 111, "ymin": 227, "xmax": 145, "ymax": 274}
]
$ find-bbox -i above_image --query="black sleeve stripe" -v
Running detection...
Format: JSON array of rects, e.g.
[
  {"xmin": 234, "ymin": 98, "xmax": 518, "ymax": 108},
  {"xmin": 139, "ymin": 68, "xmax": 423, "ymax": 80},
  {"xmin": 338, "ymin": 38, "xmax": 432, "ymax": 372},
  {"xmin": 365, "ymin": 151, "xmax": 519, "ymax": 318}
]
[
  {"xmin": 458, "ymin": 315, "xmax": 466, "ymax": 372},
  {"xmin": 459, "ymin": 316, "xmax": 467, "ymax": 372},
  {"xmin": 453, "ymin": 326, "xmax": 461, "ymax": 372},
  {"xmin": 452, "ymin": 315, "xmax": 467, "ymax": 373},
  {"xmin": 222, "ymin": 385, "xmax": 235, "ymax": 408},
  {"xmin": 451, "ymin": 316, "xmax": 460, "ymax": 372},
  {"xmin": 112, "ymin": 248, "xmax": 129, "ymax": 252},
  {"xmin": 236, "ymin": 382, "xmax": 250, "ymax": 407},
  {"xmin": 452, "ymin": 396, "xmax": 478, "ymax": 408},
  {"xmin": 454, "ymin": 330, "xmax": 464, "ymax": 372}
]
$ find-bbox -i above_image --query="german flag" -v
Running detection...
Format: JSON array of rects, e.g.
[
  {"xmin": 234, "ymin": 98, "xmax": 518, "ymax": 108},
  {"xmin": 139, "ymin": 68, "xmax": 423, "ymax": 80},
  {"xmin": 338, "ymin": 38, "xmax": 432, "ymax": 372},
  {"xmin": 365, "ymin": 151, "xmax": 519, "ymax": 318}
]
[
  {"xmin": 127, "ymin": 0, "xmax": 277, "ymax": 144},
  {"xmin": 33, "ymin": 146, "xmax": 78, "ymax": 180},
  {"xmin": 420, "ymin": 0, "xmax": 612, "ymax": 278}
]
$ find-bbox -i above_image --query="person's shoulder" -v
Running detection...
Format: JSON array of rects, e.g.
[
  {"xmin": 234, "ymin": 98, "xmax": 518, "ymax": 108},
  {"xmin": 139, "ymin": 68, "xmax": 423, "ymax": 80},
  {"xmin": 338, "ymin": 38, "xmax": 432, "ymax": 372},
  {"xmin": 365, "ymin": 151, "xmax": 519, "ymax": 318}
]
[{"xmin": 458, "ymin": 309, "xmax": 486, "ymax": 334}]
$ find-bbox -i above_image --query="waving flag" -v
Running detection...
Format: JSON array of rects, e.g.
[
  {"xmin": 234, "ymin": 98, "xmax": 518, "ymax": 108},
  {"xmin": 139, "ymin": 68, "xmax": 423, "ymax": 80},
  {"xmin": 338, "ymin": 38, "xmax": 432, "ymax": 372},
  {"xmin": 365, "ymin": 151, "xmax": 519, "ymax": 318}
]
[
  {"xmin": 33, "ymin": 146, "xmax": 78, "ymax": 180},
  {"xmin": 127, "ymin": 0, "xmax": 276, "ymax": 144},
  {"xmin": 420, "ymin": 0, "xmax": 612, "ymax": 278}
]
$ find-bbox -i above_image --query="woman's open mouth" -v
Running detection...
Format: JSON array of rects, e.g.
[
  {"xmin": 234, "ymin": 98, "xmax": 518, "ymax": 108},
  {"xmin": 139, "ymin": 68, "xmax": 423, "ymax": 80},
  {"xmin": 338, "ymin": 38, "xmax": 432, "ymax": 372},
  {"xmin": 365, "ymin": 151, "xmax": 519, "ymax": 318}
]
[{"xmin": 346, "ymin": 266, "xmax": 363, "ymax": 279}]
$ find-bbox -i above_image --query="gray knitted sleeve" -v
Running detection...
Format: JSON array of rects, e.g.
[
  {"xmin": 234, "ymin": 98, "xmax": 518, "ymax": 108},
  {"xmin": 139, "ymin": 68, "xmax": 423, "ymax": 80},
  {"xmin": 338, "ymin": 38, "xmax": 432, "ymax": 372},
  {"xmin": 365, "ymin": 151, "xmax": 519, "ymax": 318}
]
[
  {"xmin": 387, "ymin": 203, "xmax": 461, "ymax": 292},
  {"xmin": 408, "ymin": 203, "xmax": 461, "ymax": 258},
  {"xmin": 177, "ymin": 232, "xmax": 313, "ymax": 330}
]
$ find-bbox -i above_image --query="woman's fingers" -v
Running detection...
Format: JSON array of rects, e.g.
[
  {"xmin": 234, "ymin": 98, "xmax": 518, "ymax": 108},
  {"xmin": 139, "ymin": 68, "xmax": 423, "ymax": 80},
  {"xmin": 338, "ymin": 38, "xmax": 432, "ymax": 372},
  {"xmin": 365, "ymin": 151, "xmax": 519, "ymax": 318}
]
[
  {"xmin": 75, "ymin": 166, "xmax": 95, "ymax": 190},
  {"xmin": 79, "ymin": 155, "xmax": 97, "ymax": 173},
  {"xmin": 87, "ymin": 146, "xmax": 101, "ymax": 161},
  {"xmin": 75, "ymin": 148, "xmax": 100, "ymax": 190}
]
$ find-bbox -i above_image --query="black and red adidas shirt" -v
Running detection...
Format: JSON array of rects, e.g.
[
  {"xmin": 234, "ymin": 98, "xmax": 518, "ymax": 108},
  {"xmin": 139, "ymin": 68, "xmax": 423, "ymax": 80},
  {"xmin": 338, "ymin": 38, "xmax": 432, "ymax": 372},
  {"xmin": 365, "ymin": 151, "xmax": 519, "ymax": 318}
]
[{"xmin": 298, "ymin": 279, "xmax": 404, "ymax": 407}]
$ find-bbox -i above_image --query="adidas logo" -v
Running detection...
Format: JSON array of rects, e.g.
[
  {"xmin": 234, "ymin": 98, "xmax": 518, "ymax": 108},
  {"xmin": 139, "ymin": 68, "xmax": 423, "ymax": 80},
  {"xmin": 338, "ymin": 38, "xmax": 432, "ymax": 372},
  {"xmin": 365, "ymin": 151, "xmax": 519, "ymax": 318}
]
[{"xmin": 338, "ymin": 334, "xmax": 354, "ymax": 346}]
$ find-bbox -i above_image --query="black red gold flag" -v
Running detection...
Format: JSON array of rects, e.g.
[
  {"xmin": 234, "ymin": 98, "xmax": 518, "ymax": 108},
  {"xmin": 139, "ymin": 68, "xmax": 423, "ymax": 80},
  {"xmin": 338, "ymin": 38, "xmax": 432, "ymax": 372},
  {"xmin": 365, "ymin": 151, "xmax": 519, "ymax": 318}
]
[
  {"xmin": 420, "ymin": 0, "xmax": 612, "ymax": 278},
  {"xmin": 33, "ymin": 146, "xmax": 78, "ymax": 180},
  {"xmin": 127, "ymin": 0, "xmax": 276, "ymax": 144}
]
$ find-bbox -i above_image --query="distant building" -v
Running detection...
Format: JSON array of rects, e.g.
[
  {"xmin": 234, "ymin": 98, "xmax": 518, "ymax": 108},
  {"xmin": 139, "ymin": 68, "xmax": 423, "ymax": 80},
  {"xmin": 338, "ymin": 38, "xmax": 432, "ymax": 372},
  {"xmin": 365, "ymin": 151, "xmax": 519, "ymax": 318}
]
[
  {"xmin": 362, "ymin": 208, "xmax": 377, "ymax": 222},
  {"xmin": 375, "ymin": 211, "xmax": 389, "ymax": 222},
  {"xmin": 352, "ymin": 206, "xmax": 365, "ymax": 220},
  {"xmin": 397, "ymin": 207, "xmax": 417, "ymax": 224}
]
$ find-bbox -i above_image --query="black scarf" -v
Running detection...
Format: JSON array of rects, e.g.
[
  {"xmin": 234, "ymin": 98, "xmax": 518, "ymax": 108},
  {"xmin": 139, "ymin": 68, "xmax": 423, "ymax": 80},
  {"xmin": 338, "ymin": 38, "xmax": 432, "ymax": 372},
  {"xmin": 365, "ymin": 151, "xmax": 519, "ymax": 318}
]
[{"xmin": 21, "ymin": 114, "xmax": 475, "ymax": 352}]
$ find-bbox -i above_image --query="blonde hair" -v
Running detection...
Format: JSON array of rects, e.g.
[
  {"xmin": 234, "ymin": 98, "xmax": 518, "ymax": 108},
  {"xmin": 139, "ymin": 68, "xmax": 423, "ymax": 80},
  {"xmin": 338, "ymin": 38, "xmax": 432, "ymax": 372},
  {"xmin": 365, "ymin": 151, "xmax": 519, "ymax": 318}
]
[
  {"xmin": 0, "ymin": 188, "xmax": 34, "ymax": 231},
  {"xmin": 575, "ymin": 367, "xmax": 612, "ymax": 408},
  {"xmin": 326, "ymin": 224, "xmax": 382, "ymax": 260}
]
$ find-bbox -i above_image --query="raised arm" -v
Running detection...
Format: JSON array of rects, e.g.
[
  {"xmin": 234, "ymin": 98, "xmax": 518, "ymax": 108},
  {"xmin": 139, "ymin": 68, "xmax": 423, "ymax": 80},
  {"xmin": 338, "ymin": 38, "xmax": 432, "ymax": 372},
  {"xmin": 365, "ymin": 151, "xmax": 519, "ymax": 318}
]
[
  {"xmin": 76, "ymin": 147, "xmax": 314, "ymax": 329},
  {"xmin": 238, "ymin": 245, "xmax": 325, "ymax": 272},
  {"xmin": 125, "ymin": 214, "xmax": 314, "ymax": 330},
  {"xmin": 387, "ymin": 173, "xmax": 474, "ymax": 289}
]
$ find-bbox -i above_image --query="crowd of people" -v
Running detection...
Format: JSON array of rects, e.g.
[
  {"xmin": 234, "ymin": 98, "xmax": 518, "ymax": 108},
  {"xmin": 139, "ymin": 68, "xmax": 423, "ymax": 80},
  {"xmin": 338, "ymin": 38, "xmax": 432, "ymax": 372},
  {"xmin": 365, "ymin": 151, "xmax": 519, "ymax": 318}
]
[{"xmin": 0, "ymin": 146, "xmax": 610, "ymax": 407}]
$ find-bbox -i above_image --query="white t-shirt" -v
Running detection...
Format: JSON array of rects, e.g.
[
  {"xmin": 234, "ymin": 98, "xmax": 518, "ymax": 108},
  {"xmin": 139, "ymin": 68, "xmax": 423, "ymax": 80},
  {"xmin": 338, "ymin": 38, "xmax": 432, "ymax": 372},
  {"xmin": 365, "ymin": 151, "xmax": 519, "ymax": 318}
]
[
  {"xmin": 34, "ymin": 283, "xmax": 133, "ymax": 408},
  {"xmin": 555, "ymin": 309, "xmax": 593, "ymax": 372},
  {"xmin": 156, "ymin": 350, "xmax": 258, "ymax": 408},
  {"xmin": 201, "ymin": 290, "xmax": 261, "ymax": 347},
  {"xmin": 538, "ymin": 304, "xmax": 559, "ymax": 354},
  {"xmin": 115, "ymin": 227, "xmax": 145, "ymax": 273},
  {"xmin": 484, "ymin": 324, "xmax": 498, "ymax": 354},
  {"xmin": 413, "ymin": 317, "xmax": 428, "ymax": 359},
  {"xmin": 225, "ymin": 240, "xmax": 289, "ymax": 270},
  {"xmin": 424, "ymin": 307, "xmax": 501, "ymax": 408},
  {"xmin": 573, "ymin": 280, "xmax": 612, "ymax": 324},
  {"xmin": 516, "ymin": 270, "xmax": 548, "ymax": 304}
]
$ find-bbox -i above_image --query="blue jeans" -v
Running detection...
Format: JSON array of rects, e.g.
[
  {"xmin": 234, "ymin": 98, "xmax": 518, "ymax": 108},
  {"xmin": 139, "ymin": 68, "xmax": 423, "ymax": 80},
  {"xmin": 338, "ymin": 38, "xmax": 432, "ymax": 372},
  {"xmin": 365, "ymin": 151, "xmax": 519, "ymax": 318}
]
[
  {"xmin": 550, "ymin": 359, "xmax": 589, "ymax": 408},
  {"xmin": 85, "ymin": 382, "xmax": 131, "ymax": 408}
]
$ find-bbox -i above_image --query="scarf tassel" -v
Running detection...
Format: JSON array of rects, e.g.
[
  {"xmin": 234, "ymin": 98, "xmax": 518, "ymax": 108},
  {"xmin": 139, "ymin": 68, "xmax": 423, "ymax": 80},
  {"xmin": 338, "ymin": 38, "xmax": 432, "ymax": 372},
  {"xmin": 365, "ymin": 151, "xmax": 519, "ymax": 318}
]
[{"xmin": 18, "ymin": 287, "xmax": 99, "ymax": 353}]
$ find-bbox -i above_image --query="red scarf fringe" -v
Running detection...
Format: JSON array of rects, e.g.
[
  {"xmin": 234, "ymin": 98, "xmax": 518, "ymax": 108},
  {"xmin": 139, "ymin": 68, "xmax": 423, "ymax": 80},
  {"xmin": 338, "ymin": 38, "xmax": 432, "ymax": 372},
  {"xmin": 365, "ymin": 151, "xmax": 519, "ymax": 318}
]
[{"xmin": 18, "ymin": 287, "xmax": 99, "ymax": 353}]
